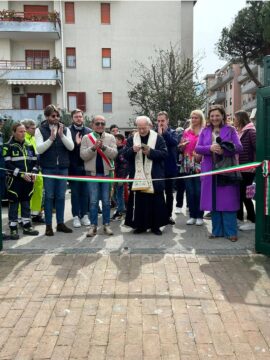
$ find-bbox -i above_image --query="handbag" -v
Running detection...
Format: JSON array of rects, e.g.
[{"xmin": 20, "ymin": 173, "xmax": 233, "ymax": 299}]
[{"xmin": 214, "ymin": 155, "xmax": 242, "ymax": 186}]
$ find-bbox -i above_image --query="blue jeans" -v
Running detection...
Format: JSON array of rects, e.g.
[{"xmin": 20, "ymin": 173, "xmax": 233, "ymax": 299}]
[
  {"xmin": 42, "ymin": 167, "xmax": 68, "ymax": 225},
  {"xmin": 70, "ymin": 179, "xmax": 89, "ymax": 218},
  {"xmin": 212, "ymin": 211, "xmax": 237, "ymax": 237},
  {"xmin": 115, "ymin": 184, "xmax": 125, "ymax": 213},
  {"xmin": 185, "ymin": 177, "xmax": 203, "ymax": 219},
  {"xmin": 88, "ymin": 174, "xmax": 110, "ymax": 225}
]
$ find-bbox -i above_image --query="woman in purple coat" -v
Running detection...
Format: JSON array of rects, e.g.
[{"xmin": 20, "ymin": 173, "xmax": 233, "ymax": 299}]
[{"xmin": 195, "ymin": 105, "xmax": 243, "ymax": 242}]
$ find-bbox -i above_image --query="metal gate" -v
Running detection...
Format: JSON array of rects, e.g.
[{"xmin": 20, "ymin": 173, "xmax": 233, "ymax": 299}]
[{"xmin": 256, "ymin": 83, "xmax": 270, "ymax": 255}]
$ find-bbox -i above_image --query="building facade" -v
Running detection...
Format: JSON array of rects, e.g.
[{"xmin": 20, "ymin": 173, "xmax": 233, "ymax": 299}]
[
  {"xmin": 0, "ymin": 1, "xmax": 195, "ymax": 131},
  {"xmin": 204, "ymin": 62, "xmax": 261, "ymax": 120}
]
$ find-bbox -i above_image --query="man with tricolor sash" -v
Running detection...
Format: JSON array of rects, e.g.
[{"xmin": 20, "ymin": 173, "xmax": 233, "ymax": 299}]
[{"xmin": 80, "ymin": 115, "xmax": 117, "ymax": 237}]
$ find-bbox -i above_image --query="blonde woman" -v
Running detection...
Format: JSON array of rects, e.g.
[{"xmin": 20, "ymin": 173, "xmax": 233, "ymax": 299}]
[{"xmin": 180, "ymin": 110, "xmax": 205, "ymax": 225}]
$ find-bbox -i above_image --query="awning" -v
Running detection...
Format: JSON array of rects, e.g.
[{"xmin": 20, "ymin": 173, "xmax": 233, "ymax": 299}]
[{"xmin": 7, "ymin": 80, "xmax": 57, "ymax": 85}]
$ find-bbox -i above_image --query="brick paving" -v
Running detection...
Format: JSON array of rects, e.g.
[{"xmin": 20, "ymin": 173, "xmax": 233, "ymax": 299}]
[{"xmin": 0, "ymin": 253, "xmax": 270, "ymax": 359}]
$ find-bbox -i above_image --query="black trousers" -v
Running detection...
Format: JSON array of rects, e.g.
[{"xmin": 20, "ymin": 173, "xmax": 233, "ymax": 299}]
[
  {"xmin": 237, "ymin": 172, "xmax": 256, "ymax": 222},
  {"xmin": 165, "ymin": 178, "xmax": 175, "ymax": 218}
]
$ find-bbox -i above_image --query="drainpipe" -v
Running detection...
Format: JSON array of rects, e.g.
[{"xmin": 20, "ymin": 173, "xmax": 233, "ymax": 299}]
[{"xmin": 59, "ymin": 0, "xmax": 66, "ymax": 108}]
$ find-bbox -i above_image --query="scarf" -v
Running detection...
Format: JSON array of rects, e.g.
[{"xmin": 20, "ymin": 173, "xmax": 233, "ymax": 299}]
[
  {"xmin": 132, "ymin": 130, "xmax": 157, "ymax": 193},
  {"xmin": 238, "ymin": 122, "xmax": 256, "ymax": 138}
]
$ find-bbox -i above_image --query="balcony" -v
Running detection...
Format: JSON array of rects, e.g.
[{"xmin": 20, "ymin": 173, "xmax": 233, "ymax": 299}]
[
  {"xmin": 209, "ymin": 69, "xmax": 234, "ymax": 91},
  {"xmin": 238, "ymin": 64, "xmax": 258, "ymax": 83},
  {"xmin": 0, "ymin": 109, "xmax": 44, "ymax": 122},
  {"xmin": 242, "ymin": 99, "xmax": 257, "ymax": 112},
  {"xmin": 0, "ymin": 11, "xmax": 61, "ymax": 40},
  {"xmin": 0, "ymin": 60, "xmax": 62, "ymax": 86},
  {"xmin": 241, "ymin": 81, "xmax": 257, "ymax": 95},
  {"xmin": 208, "ymin": 91, "xmax": 226, "ymax": 104}
]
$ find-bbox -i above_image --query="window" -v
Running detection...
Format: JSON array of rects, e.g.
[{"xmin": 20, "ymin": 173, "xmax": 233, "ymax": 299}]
[
  {"xmin": 24, "ymin": 5, "xmax": 48, "ymax": 21},
  {"xmin": 230, "ymin": 97, "xmax": 232, "ymax": 105},
  {"xmin": 102, "ymin": 48, "xmax": 111, "ymax": 68},
  {"xmin": 103, "ymin": 92, "xmax": 112, "ymax": 112},
  {"xmin": 66, "ymin": 48, "xmax": 76, "ymax": 68},
  {"xmin": 65, "ymin": 2, "xmax": 75, "ymax": 24},
  {"xmin": 230, "ymin": 82, "xmax": 232, "ymax": 90},
  {"xmin": 20, "ymin": 93, "xmax": 51, "ymax": 110},
  {"xmin": 67, "ymin": 92, "xmax": 86, "ymax": 112},
  {"xmin": 101, "ymin": 3, "xmax": 110, "ymax": 24},
  {"xmin": 25, "ymin": 50, "xmax": 50, "ymax": 69}
]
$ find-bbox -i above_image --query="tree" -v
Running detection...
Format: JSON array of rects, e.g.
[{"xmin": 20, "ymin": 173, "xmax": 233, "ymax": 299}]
[
  {"xmin": 216, "ymin": 1, "xmax": 270, "ymax": 87},
  {"xmin": 128, "ymin": 46, "xmax": 205, "ymax": 128}
]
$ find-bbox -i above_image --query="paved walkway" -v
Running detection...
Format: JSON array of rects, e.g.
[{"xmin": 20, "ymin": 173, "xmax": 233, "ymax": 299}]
[
  {"xmin": 1, "ymin": 194, "xmax": 255, "ymax": 255},
  {"xmin": 2, "ymin": 197, "xmax": 269, "ymax": 359}
]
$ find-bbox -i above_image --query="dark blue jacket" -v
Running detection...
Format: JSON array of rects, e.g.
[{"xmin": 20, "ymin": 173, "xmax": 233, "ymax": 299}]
[
  {"xmin": 39, "ymin": 121, "xmax": 70, "ymax": 169},
  {"xmin": 68, "ymin": 124, "xmax": 91, "ymax": 175},
  {"xmin": 123, "ymin": 133, "xmax": 168, "ymax": 193},
  {"xmin": 0, "ymin": 132, "xmax": 5, "ymax": 198},
  {"xmin": 159, "ymin": 127, "xmax": 178, "ymax": 176}
]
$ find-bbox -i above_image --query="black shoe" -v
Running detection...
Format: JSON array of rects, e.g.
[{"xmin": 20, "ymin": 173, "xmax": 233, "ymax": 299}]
[
  {"xmin": 9, "ymin": 227, "xmax": 19, "ymax": 240},
  {"xmin": 98, "ymin": 206, "xmax": 102, "ymax": 214},
  {"xmin": 111, "ymin": 211, "xmax": 123, "ymax": 221},
  {"xmin": 168, "ymin": 217, "xmax": 175, "ymax": 225},
  {"xmin": 133, "ymin": 228, "xmax": 146, "ymax": 234},
  {"xmin": 2, "ymin": 233, "xmax": 19, "ymax": 241},
  {"xmin": 23, "ymin": 226, "xmax": 39, "ymax": 236},
  {"xmin": 151, "ymin": 228, "xmax": 162, "ymax": 235},
  {"xmin": 56, "ymin": 223, "xmax": 73, "ymax": 233},
  {"xmin": 45, "ymin": 225, "xmax": 54, "ymax": 236},
  {"xmin": 32, "ymin": 215, "xmax": 45, "ymax": 224}
]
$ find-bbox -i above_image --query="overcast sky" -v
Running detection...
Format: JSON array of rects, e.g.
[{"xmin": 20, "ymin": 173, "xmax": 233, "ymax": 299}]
[{"xmin": 194, "ymin": 0, "xmax": 246, "ymax": 78}]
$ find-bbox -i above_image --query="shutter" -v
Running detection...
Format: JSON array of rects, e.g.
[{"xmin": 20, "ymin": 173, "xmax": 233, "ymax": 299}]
[
  {"xmin": 77, "ymin": 92, "xmax": 86, "ymax": 112},
  {"xmin": 101, "ymin": 3, "xmax": 110, "ymax": 24},
  {"xmin": 66, "ymin": 48, "xmax": 75, "ymax": 56},
  {"xmin": 20, "ymin": 97, "xmax": 28, "ymax": 109},
  {"xmin": 65, "ymin": 2, "xmax": 75, "ymax": 24},
  {"xmin": 43, "ymin": 93, "xmax": 51, "ymax": 108},
  {"xmin": 103, "ymin": 92, "xmax": 112, "ymax": 104},
  {"xmin": 24, "ymin": 5, "xmax": 48, "ymax": 15},
  {"xmin": 102, "ymin": 48, "xmax": 111, "ymax": 58}
]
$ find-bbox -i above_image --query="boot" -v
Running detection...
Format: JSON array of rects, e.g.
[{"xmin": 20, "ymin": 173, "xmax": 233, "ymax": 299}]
[
  {"xmin": 56, "ymin": 223, "xmax": 73, "ymax": 233},
  {"xmin": 9, "ymin": 226, "xmax": 19, "ymax": 240},
  {"xmin": 87, "ymin": 225, "xmax": 97, "ymax": 237},
  {"xmin": 31, "ymin": 214, "xmax": 45, "ymax": 223},
  {"xmin": 23, "ymin": 223, "xmax": 39, "ymax": 236},
  {"xmin": 45, "ymin": 225, "xmax": 54, "ymax": 236}
]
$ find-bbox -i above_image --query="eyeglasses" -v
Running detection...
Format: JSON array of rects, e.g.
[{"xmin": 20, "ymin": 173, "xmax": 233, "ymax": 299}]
[
  {"xmin": 51, "ymin": 114, "xmax": 60, "ymax": 118},
  {"xmin": 94, "ymin": 122, "xmax": 106, "ymax": 126}
]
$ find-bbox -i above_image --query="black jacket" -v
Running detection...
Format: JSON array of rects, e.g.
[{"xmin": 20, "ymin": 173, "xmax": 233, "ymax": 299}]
[{"xmin": 68, "ymin": 124, "xmax": 91, "ymax": 175}]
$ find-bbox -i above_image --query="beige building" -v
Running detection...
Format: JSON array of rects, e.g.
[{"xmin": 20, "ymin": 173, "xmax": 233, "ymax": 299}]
[
  {"xmin": 0, "ymin": 0, "xmax": 195, "ymax": 131},
  {"xmin": 204, "ymin": 62, "xmax": 260, "ymax": 120}
]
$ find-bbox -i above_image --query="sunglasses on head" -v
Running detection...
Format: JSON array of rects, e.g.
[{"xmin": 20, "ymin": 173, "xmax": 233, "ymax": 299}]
[
  {"xmin": 94, "ymin": 122, "xmax": 105, "ymax": 126},
  {"xmin": 51, "ymin": 114, "xmax": 60, "ymax": 118}
]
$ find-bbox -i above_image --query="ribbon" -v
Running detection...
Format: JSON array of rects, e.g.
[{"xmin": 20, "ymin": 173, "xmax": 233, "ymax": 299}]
[{"xmin": 0, "ymin": 161, "xmax": 262, "ymax": 183}]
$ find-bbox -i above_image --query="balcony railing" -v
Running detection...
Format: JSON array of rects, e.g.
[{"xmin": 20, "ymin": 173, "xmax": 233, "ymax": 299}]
[
  {"xmin": 0, "ymin": 59, "xmax": 61, "ymax": 71},
  {"xmin": 0, "ymin": 10, "xmax": 60, "ymax": 25},
  {"xmin": 209, "ymin": 91, "xmax": 226, "ymax": 104},
  {"xmin": 241, "ymin": 81, "xmax": 257, "ymax": 95},
  {"xmin": 209, "ymin": 69, "xmax": 234, "ymax": 91},
  {"xmin": 242, "ymin": 99, "xmax": 257, "ymax": 111}
]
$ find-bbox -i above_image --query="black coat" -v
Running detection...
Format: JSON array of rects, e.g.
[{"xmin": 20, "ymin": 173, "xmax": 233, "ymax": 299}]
[{"xmin": 123, "ymin": 133, "xmax": 168, "ymax": 192}]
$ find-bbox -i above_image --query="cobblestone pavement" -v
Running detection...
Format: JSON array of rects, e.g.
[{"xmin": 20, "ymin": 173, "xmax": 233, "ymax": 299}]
[{"xmin": 0, "ymin": 253, "xmax": 270, "ymax": 359}]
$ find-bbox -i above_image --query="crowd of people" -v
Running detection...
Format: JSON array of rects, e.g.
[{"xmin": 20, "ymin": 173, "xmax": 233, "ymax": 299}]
[{"xmin": 0, "ymin": 103, "xmax": 256, "ymax": 241}]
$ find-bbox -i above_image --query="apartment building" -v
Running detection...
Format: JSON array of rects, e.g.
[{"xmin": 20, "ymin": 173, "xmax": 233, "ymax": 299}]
[
  {"xmin": 0, "ymin": 1, "xmax": 195, "ymax": 131},
  {"xmin": 204, "ymin": 62, "xmax": 260, "ymax": 120}
]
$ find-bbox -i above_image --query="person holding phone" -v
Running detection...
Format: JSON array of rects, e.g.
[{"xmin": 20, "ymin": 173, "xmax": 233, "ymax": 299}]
[{"xmin": 35, "ymin": 104, "xmax": 74, "ymax": 236}]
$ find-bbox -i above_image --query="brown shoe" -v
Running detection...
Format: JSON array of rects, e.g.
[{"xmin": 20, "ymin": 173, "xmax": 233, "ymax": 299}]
[
  {"xmin": 56, "ymin": 223, "xmax": 73, "ymax": 233},
  {"xmin": 45, "ymin": 225, "xmax": 54, "ymax": 236}
]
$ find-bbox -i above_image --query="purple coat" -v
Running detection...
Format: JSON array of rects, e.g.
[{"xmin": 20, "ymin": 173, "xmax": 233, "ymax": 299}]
[{"xmin": 195, "ymin": 125, "xmax": 243, "ymax": 212}]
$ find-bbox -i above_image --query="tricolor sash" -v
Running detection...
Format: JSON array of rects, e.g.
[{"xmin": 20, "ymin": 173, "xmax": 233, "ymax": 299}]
[{"xmin": 88, "ymin": 132, "xmax": 114, "ymax": 170}]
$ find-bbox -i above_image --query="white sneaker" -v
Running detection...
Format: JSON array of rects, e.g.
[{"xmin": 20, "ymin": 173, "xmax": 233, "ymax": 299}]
[
  {"xmin": 81, "ymin": 215, "xmax": 90, "ymax": 226},
  {"xmin": 237, "ymin": 220, "xmax": 244, "ymax": 228},
  {"xmin": 73, "ymin": 216, "xmax": 81, "ymax": 228},
  {"xmin": 239, "ymin": 222, "xmax": 255, "ymax": 231},
  {"xmin": 175, "ymin": 207, "xmax": 182, "ymax": 214},
  {"xmin": 186, "ymin": 218, "xmax": 196, "ymax": 225},
  {"xmin": 196, "ymin": 218, "xmax": 204, "ymax": 226}
]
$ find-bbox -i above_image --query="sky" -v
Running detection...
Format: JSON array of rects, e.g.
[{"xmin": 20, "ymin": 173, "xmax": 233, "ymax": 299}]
[{"xmin": 194, "ymin": 0, "xmax": 246, "ymax": 79}]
